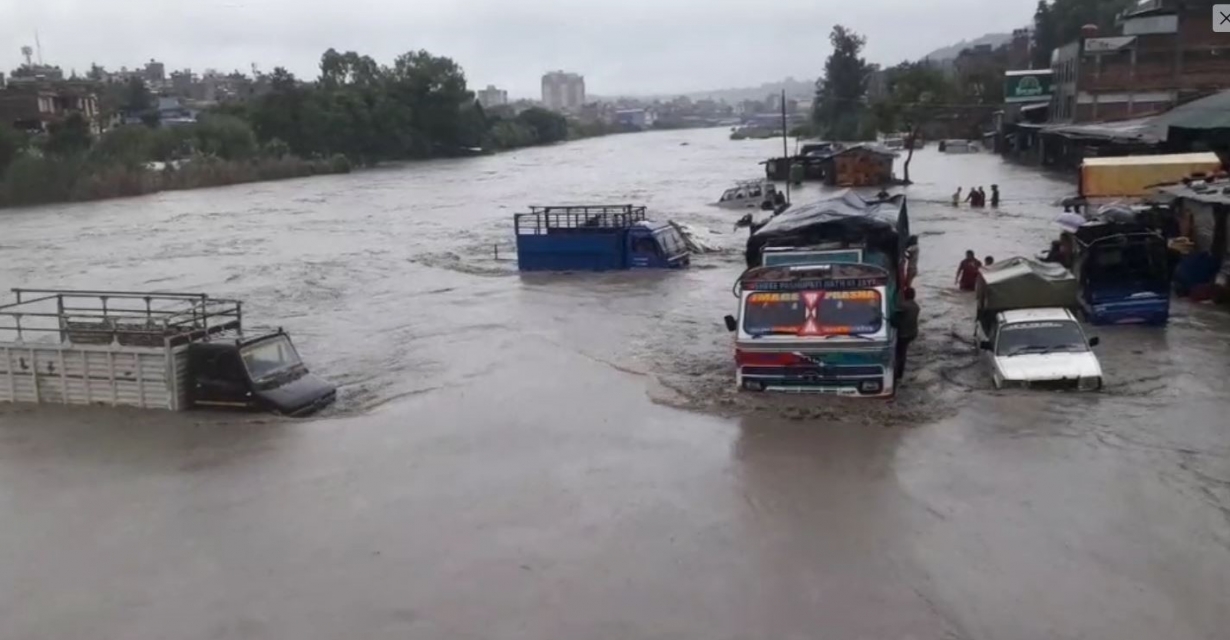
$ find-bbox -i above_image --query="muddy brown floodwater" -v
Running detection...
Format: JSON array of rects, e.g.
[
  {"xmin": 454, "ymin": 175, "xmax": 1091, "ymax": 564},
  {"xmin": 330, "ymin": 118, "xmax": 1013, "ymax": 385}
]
[{"xmin": 1, "ymin": 128, "xmax": 1229, "ymax": 640}]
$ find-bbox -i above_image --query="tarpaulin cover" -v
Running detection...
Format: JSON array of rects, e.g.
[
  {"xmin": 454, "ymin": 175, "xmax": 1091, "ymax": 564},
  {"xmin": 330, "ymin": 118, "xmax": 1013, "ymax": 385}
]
[
  {"xmin": 746, "ymin": 190, "xmax": 907, "ymax": 268},
  {"xmin": 977, "ymin": 256, "xmax": 1078, "ymax": 315}
]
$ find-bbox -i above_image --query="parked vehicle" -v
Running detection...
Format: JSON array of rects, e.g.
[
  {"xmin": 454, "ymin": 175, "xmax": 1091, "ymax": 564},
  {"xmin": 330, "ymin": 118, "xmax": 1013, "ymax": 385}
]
[
  {"xmin": 514, "ymin": 205, "xmax": 690, "ymax": 271},
  {"xmin": 938, "ymin": 139, "xmax": 979, "ymax": 153},
  {"xmin": 0, "ymin": 289, "xmax": 337, "ymax": 415},
  {"xmin": 723, "ymin": 191, "xmax": 912, "ymax": 396},
  {"xmin": 975, "ymin": 258, "xmax": 1103, "ymax": 391},
  {"xmin": 716, "ymin": 179, "xmax": 779, "ymax": 211},
  {"xmin": 1071, "ymin": 221, "xmax": 1170, "ymax": 325}
]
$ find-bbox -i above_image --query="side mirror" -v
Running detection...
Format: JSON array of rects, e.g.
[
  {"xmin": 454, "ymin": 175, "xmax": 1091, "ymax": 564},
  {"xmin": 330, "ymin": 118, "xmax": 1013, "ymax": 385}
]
[
  {"xmin": 979, "ymin": 340, "xmax": 993, "ymax": 351},
  {"xmin": 1088, "ymin": 336, "xmax": 1100, "ymax": 348},
  {"xmin": 724, "ymin": 315, "xmax": 738, "ymax": 332}
]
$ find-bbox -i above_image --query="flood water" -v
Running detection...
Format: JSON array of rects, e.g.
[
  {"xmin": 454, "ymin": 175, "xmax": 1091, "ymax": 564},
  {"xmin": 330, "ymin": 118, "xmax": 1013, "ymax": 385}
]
[{"xmin": 1, "ymin": 128, "xmax": 1229, "ymax": 640}]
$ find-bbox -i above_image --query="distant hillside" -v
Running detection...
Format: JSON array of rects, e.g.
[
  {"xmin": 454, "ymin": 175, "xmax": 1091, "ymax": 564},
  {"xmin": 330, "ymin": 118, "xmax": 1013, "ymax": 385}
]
[
  {"xmin": 598, "ymin": 77, "xmax": 817, "ymax": 104},
  {"xmin": 683, "ymin": 77, "xmax": 816, "ymax": 103},
  {"xmin": 922, "ymin": 32, "xmax": 1014, "ymax": 62}
]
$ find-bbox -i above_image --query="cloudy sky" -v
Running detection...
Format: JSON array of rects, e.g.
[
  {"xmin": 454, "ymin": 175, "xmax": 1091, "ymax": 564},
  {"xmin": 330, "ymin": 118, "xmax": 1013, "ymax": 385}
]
[{"xmin": 3, "ymin": 0, "xmax": 1038, "ymax": 97}]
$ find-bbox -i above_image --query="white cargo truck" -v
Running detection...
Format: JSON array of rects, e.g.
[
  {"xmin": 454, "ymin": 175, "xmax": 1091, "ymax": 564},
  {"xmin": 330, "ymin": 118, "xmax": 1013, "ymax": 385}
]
[{"xmin": 0, "ymin": 289, "xmax": 335, "ymax": 415}]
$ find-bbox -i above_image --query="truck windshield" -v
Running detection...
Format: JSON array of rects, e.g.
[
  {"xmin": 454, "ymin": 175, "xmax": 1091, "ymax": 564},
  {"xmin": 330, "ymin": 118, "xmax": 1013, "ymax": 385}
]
[
  {"xmin": 996, "ymin": 321, "xmax": 1089, "ymax": 356},
  {"xmin": 655, "ymin": 228, "xmax": 687, "ymax": 257},
  {"xmin": 1085, "ymin": 240, "xmax": 1168, "ymax": 286},
  {"xmin": 241, "ymin": 335, "xmax": 303, "ymax": 381},
  {"xmin": 742, "ymin": 290, "xmax": 883, "ymax": 337}
]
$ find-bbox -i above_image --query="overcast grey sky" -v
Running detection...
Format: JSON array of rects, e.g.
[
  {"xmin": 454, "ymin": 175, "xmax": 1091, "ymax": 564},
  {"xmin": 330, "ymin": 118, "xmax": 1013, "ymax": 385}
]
[{"xmin": 2, "ymin": 0, "xmax": 1038, "ymax": 97}]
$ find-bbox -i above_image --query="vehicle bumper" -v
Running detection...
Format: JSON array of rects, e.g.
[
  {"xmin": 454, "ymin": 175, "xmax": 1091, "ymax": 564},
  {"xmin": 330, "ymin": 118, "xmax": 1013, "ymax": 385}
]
[
  {"xmin": 1084, "ymin": 298, "xmax": 1169, "ymax": 326},
  {"xmin": 736, "ymin": 367, "xmax": 894, "ymax": 397}
]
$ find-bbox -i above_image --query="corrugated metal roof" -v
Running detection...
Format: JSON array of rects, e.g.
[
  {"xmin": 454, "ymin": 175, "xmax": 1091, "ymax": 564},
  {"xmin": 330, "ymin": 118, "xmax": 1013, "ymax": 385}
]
[
  {"xmin": 1156, "ymin": 179, "xmax": 1230, "ymax": 206},
  {"xmin": 1044, "ymin": 90, "xmax": 1230, "ymax": 143}
]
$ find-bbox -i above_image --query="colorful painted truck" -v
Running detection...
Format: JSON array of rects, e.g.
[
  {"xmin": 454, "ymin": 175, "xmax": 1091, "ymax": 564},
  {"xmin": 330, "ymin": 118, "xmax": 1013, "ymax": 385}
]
[{"xmin": 723, "ymin": 192, "xmax": 913, "ymax": 396}]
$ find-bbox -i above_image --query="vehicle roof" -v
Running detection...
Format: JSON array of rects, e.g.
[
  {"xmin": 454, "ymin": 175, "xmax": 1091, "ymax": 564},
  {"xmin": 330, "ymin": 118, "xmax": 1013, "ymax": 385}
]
[{"xmin": 999, "ymin": 308, "xmax": 1076, "ymax": 323}]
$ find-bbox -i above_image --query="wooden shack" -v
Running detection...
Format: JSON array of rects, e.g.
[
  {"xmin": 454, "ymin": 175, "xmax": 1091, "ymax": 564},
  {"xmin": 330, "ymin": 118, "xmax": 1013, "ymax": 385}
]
[{"xmin": 823, "ymin": 145, "xmax": 897, "ymax": 187}]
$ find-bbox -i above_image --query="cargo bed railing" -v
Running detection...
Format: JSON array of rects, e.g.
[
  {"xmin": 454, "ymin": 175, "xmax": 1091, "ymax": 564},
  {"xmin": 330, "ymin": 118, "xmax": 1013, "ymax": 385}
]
[
  {"xmin": 515, "ymin": 205, "xmax": 647, "ymax": 236},
  {"xmin": 0, "ymin": 289, "xmax": 243, "ymax": 347}
]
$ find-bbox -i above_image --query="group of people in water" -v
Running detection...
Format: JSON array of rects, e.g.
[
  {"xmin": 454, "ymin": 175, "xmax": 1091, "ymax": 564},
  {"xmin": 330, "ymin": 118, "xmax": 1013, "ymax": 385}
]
[{"xmin": 952, "ymin": 185, "xmax": 1000, "ymax": 208}]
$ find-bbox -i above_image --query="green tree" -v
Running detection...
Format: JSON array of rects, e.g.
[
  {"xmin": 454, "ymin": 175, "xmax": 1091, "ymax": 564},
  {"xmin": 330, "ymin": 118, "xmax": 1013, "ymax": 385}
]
[
  {"xmin": 45, "ymin": 113, "xmax": 93, "ymax": 156},
  {"xmin": 870, "ymin": 62, "xmax": 959, "ymax": 183},
  {"xmin": 89, "ymin": 125, "xmax": 154, "ymax": 167},
  {"xmin": 813, "ymin": 25, "xmax": 871, "ymax": 141},
  {"xmin": 516, "ymin": 108, "xmax": 568, "ymax": 144},
  {"xmin": 192, "ymin": 114, "xmax": 258, "ymax": 160},
  {"xmin": 123, "ymin": 77, "xmax": 155, "ymax": 114},
  {"xmin": 1033, "ymin": 0, "xmax": 1136, "ymax": 67},
  {"xmin": 0, "ymin": 123, "xmax": 25, "ymax": 176}
]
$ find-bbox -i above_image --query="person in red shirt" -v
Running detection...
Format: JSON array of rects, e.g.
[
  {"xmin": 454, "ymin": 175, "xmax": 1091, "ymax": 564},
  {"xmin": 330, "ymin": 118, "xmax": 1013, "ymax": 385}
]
[{"xmin": 955, "ymin": 250, "xmax": 981, "ymax": 291}]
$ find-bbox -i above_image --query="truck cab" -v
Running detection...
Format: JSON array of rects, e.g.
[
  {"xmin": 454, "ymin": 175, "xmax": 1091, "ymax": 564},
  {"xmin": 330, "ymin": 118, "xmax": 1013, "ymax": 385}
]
[
  {"xmin": 626, "ymin": 221, "xmax": 690, "ymax": 269},
  {"xmin": 725, "ymin": 261, "xmax": 896, "ymax": 396},
  {"xmin": 976, "ymin": 308, "xmax": 1103, "ymax": 391},
  {"xmin": 1072, "ymin": 223, "xmax": 1170, "ymax": 325},
  {"xmin": 189, "ymin": 330, "xmax": 337, "ymax": 416}
]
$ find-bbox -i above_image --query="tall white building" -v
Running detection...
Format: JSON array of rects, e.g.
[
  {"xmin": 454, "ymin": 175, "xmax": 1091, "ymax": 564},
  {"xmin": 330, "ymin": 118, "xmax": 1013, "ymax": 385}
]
[
  {"xmin": 541, "ymin": 71, "xmax": 585, "ymax": 112},
  {"xmin": 477, "ymin": 85, "xmax": 508, "ymax": 108}
]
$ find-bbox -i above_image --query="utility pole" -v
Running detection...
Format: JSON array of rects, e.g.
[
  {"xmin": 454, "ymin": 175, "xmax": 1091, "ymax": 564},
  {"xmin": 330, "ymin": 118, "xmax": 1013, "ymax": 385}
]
[{"xmin": 781, "ymin": 89, "xmax": 791, "ymax": 204}]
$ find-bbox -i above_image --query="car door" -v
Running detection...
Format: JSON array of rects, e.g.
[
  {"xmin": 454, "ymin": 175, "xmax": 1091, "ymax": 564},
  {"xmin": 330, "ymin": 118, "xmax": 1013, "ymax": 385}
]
[{"xmin": 193, "ymin": 350, "xmax": 252, "ymax": 408}]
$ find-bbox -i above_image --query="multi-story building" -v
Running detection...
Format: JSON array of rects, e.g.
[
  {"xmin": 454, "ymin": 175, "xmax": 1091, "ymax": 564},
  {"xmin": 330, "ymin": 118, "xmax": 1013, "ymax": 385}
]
[
  {"xmin": 144, "ymin": 59, "xmax": 166, "ymax": 83},
  {"xmin": 1007, "ymin": 27, "xmax": 1034, "ymax": 69},
  {"xmin": 541, "ymin": 71, "xmax": 585, "ymax": 112},
  {"xmin": 0, "ymin": 85, "xmax": 101, "ymax": 133},
  {"xmin": 1051, "ymin": 0, "xmax": 1230, "ymax": 122},
  {"xmin": 476, "ymin": 85, "xmax": 508, "ymax": 108}
]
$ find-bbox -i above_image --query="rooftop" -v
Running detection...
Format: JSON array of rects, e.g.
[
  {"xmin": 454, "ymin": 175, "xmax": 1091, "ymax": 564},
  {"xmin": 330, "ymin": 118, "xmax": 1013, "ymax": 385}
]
[{"xmin": 1000, "ymin": 308, "xmax": 1077, "ymax": 323}]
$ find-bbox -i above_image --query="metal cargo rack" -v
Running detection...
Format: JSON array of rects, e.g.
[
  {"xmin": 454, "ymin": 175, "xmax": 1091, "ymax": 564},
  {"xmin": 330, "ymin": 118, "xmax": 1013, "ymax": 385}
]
[
  {"xmin": 0, "ymin": 289, "xmax": 244, "ymax": 348},
  {"xmin": 0, "ymin": 289, "xmax": 250, "ymax": 411},
  {"xmin": 514, "ymin": 205, "xmax": 647, "ymax": 236}
]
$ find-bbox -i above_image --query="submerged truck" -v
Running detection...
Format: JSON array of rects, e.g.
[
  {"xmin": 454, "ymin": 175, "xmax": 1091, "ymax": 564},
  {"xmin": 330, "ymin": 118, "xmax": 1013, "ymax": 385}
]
[
  {"xmin": 723, "ymin": 192, "xmax": 913, "ymax": 396},
  {"xmin": 514, "ymin": 205, "xmax": 690, "ymax": 271},
  {"xmin": 1071, "ymin": 221, "xmax": 1170, "ymax": 325},
  {"xmin": 0, "ymin": 289, "xmax": 336, "ymax": 415}
]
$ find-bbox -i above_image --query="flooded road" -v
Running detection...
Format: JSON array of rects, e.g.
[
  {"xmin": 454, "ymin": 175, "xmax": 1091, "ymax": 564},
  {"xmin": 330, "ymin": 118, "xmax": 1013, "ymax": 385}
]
[{"xmin": 1, "ymin": 129, "xmax": 1228, "ymax": 639}]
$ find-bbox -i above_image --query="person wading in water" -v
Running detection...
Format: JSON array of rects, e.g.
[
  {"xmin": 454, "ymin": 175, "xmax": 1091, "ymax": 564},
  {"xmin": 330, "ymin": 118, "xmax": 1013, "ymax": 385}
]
[{"xmin": 956, "ymin": 250, "xmax": 981, "ymax": 291}]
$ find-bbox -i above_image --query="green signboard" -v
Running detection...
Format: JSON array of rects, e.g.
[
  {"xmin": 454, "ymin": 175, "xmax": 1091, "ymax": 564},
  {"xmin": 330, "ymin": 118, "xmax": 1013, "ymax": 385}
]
[{"xmin": 1004, "ymin": 71, "xmax": 1054, "ymax": 104}]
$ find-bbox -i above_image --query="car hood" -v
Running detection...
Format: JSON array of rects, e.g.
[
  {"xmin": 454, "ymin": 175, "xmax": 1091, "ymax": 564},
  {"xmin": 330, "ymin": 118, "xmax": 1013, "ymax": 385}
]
[
  {"xmin": 254, "ymin": 371, "xmax": 337, "ymax": 415},
  {"xmin": 996, "ymin": 352, "xmax": 1102, "ymax": 381}
]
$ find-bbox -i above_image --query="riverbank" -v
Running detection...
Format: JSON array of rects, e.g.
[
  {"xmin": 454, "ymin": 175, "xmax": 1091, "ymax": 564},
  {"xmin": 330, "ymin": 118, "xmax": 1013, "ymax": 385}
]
[{"xmin": 0, "ymin": 153, "xmax": 352, "ymax": 209}]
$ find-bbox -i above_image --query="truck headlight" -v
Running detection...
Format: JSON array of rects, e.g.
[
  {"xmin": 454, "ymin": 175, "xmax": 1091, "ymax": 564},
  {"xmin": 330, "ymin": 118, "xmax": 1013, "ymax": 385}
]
[
  {"xmin": 860, "ymin": 380, "xmax": 882, "ymax": 393},
  {"xmin": 1078, "ymin": 376, "xmax": 1102, "ymax": 391}
]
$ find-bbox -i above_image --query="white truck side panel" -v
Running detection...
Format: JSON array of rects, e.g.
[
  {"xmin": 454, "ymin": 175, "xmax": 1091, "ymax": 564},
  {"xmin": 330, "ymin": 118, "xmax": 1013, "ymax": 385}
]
[{"xmin": 0, "ymin": 343, "xmax": 186, "ymax": 411}]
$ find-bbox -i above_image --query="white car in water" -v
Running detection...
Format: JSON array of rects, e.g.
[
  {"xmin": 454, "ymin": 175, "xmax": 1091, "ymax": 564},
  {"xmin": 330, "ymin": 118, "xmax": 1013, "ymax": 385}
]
[{"xmin": 976, "ymin": 308, "xmax": 1104, "ymax": 391}]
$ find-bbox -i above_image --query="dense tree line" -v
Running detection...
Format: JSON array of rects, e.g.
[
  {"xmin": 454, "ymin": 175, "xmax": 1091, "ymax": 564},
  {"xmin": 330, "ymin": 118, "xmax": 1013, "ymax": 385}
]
[
  {"xmin": 0, "ymin": 47, "xmax": 588, "ymax": 208},
  {"xmin": 1032, "ymin": 0, "xmax": 1137, "ymax": 68},
  {"xmin": 234, "ymin": 48, "xmax": 570, "ymax": 164}
]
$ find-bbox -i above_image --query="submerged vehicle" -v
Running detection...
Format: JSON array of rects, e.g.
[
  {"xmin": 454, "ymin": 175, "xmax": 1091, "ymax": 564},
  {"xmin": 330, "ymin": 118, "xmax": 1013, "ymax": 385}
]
[
  {"xmin": 0, "ymin": 289, "xmax": 336, "ymax": 415},
  {"xmin": 938, "ymin": 139, "xmax": 979, "ymax": 153},
  {"xmin": 716, "ymin": 179, "xmax": 779, "ymax": 211},
  {"xmin": 1071, "ymin": 221, "xmax": 1170, "ymax": 325},
  {"xmin": 975, "ymin": 258, "xmax": 1103, "ymax": 391},
  {"xmin": 514, "ymin": 205, "xmax": 690, "ymax": 271},
  {"xmin": 723, "ymin": 191, "xmax": 912, "ymax": 396}
]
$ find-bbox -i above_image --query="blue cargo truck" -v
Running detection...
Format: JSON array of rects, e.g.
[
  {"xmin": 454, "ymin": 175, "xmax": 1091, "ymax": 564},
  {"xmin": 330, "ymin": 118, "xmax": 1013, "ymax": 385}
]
[{"xmin": 514, "ymin": 205, "xmax": 690, "ymax": 271}]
